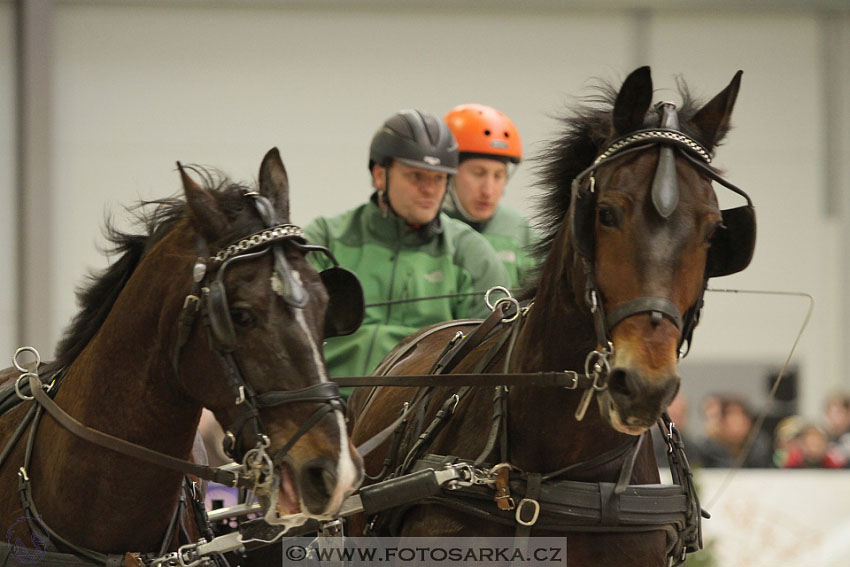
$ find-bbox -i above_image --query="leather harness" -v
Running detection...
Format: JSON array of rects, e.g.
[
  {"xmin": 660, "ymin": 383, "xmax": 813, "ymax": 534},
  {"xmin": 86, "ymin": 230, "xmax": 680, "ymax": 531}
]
[{"xmin": 342, "ymin": 304, "xmax": 704, "ymax": 566}]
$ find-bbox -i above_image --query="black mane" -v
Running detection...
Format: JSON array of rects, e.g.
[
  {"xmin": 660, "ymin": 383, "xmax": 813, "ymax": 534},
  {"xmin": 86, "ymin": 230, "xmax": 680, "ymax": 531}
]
[
  {"xmin": 54, "ymin": 168, "xmax": 253, "ymax": 368},
  {"xmin": 525, "ymin": 77, "xmax": 712, "ymax": 290}
]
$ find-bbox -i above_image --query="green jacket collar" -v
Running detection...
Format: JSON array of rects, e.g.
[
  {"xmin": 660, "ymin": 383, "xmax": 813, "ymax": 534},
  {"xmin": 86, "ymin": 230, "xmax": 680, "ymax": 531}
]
[{"xmin": 366, "ymin": 192, "xmax": 443, "ymax": 243}]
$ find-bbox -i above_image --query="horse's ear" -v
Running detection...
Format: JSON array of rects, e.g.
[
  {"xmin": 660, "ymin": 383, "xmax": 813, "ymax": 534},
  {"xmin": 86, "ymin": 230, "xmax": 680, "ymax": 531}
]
[
  {"xmin": 691, "ymin": 70, "xmax": 743, "ymax": 150},
  {"xmin": 178, "ymin": 162, "xmax": 228, "ymax": 241},
  {"xmin": 258, "ymin": 147, "xmax": 291, "ymax": 223},
  {"xmin": 612, "ymin": 66, "xmax": 653, "ymax": 136}
]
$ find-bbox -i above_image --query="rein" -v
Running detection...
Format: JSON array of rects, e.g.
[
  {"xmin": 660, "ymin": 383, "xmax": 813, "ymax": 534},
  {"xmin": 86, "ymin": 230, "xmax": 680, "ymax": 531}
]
[{"xmin": 13, "ymin": 361, "xmax": 254, "ymax": 489}]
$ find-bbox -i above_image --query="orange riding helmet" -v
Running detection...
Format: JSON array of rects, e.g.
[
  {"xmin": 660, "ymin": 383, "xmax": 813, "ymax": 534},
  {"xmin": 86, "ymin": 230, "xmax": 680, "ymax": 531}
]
[{"xmin": 443, "ymin": 104, "xmax": 522, "ymax": 164}]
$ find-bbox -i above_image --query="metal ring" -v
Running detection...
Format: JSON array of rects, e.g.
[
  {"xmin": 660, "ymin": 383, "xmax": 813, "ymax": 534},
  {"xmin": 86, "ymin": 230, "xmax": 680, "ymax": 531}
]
[
  {"xmin": 485, "ymin": 286, "xmax": 512, "ymax": 311},
  {"xmin": 15, "ymin": 373, "xmax": 37, "ymax": 401},
  {"xmin": 13, "ymin": 346, "xmax": 40, "ymax": 373},
  {"xmin": 495, "ymin": 297, "xmax": 521, "ymax": 323},
  {"xmin": 515, "ymin": 498, "xmax": 540, "ymax": 526},
  {"xmin": 584, "ymin": 348, "xmax": 612, "ymax": 391}
]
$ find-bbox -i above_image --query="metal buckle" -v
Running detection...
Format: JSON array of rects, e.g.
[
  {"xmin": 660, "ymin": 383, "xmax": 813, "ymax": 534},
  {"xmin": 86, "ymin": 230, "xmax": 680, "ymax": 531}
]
[
  {"xmin": 515, "ymin": 498, "xmax": 540, "ymax": 526},
  {"xmin": 183, "ymin": 294, "xmax": 201, "ymax": 311},
  {"xmin": 562, "ymin": 371, "xmax": 579, "ymax": 389}
]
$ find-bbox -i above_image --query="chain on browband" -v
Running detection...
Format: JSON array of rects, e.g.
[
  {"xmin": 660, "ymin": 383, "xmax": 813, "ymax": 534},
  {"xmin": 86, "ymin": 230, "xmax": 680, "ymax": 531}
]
[
  {"xmin": 592, "ymin": 128, "xmax": 713, "ymax": 166},
  {"xmin": 208, "ymin": 224, "xmax": 304, "ymax": 264}
]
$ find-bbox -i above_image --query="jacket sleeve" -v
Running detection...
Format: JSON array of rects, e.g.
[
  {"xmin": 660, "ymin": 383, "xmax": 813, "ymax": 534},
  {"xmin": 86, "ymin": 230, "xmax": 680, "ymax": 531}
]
[
  {"xmin": 452, "ymin": 229, "xmax": 511, "ymax": 319},
  {"xmin": 303, "ymin": 217, "xmax": 335, "ymax": 272}
]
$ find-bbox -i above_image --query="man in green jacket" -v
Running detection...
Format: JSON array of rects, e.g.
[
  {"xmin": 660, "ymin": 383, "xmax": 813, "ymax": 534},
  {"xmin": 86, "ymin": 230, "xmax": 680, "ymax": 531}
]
[
  {"xmin": 442, "ymin": 104, "xmax": 539, "ymax": 289},
  {"xmin": 305, "ymin": 109, "xmax": 509, "ymax": 386}
]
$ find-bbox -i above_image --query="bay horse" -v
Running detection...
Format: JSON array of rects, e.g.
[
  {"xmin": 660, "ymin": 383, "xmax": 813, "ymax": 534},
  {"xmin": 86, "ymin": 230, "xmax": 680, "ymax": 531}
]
[
  {"xmin": 0, "ymin": 149, "xmax": 364, "ymax": 564},
  {"xmin": 349, "ymin": 67, "xmax": 755, "ymax": 566}
]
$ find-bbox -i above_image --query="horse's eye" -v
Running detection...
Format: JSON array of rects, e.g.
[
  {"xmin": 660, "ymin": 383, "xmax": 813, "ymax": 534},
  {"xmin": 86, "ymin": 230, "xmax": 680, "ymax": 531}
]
[
  {"xmin": 230, "ymin": 308, "xmax": 256, "ymax": 328},
  {"xmin": 598, "ymin": 207, "xmax": 618, "ymax": 228}
]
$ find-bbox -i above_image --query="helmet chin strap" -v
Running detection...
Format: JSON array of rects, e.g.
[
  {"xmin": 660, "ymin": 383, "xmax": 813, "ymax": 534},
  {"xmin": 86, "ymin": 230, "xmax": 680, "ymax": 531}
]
[
  {"xmin": 445, "ymin": 159, "xmax": 512, "ymax": 226},
  {"xmin": 445, "ymin": 180, "xmax": 476, "ymax": 224}
]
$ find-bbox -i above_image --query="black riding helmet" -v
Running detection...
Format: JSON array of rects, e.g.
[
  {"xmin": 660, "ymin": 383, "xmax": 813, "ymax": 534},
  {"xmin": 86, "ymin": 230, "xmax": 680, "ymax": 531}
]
[{"xmin": 368, "ymin": 110, "xmax": 459, "ymax": 174}]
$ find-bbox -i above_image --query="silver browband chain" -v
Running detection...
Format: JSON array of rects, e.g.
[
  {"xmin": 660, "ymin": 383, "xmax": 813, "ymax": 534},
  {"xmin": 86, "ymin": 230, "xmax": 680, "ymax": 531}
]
[
  {"xmin": 593, "ymin": 128, "xmax": 713, "ymax": 165},
  {"xmin": 209, "ymin": 224, "xmax": 304, "ymax": 264}
]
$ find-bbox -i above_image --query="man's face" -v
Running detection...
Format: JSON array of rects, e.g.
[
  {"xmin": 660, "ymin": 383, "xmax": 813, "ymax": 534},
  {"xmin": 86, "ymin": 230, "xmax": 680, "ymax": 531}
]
[
  {"xmin": 453, "ymin": 158, "xmax": 508, "ymax": 222},
  {"xmin": 373, "ymin": 162, "xmax": 447, "ymax": 225}
]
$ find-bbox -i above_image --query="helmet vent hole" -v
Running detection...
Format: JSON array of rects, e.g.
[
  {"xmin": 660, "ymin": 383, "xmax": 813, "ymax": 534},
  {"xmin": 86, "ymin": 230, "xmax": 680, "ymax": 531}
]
[{"xmin": 484, "ymin": 129, "xmax": 491, "ymax": 136}]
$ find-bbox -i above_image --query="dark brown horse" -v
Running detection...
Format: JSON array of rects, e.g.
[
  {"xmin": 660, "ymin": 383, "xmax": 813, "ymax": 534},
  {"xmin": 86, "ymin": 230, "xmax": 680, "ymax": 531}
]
[
  {"xmin": 349, "ymin": 67, "xmax": 754, "ymax": 566},
  {"xmin": 0, "ymin": 149, "xmax": 363, "ymax": 563}
]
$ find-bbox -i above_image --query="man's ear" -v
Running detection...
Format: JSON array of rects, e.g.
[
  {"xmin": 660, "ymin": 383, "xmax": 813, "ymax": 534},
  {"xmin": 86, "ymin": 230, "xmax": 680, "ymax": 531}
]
[{"xmin": 372, "ymin": 164, "xmax": 387, "ymax": 191}]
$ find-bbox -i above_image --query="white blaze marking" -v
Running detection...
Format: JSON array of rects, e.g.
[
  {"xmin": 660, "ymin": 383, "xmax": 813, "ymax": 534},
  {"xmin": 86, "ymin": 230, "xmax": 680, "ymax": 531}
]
[{"xmin": 283, "ymin": 271, "xmax": 360, "ymax": 512}]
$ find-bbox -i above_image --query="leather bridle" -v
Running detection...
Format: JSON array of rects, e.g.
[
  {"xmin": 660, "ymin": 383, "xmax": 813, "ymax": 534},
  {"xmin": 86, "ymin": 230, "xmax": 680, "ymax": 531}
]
[
  {"xmin": 1, "ymin": 194, "xmax": 350, "ymax": 563},
  {"xmin": 570, "ymin": 102, "xmax": 756, "ymax": 375},
  {"xmin": 172, "ymin": 193, "xmax": 346, "ymax": 467}
]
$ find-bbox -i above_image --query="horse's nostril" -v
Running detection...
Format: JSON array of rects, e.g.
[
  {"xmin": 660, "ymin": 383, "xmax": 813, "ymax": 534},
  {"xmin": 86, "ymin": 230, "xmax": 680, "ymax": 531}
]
[
  {"xmin": 300, "ymin": 458, "xmax": 338, "ymax": 514},
  {"xmin": 322, "ymin": 468, "xmax": 337, "ymax": 494},
  {"xmin": 608, "ymin": 368, "xmax": 632, "ymax": 398}
]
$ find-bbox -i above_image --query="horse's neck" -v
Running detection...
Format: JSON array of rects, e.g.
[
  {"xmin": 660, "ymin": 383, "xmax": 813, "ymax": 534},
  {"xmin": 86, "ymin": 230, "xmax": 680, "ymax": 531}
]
[
  {"xmin": 28, "ymin": 230, "xmax": 201, "ymax": 550},
  {"xmin": 513, "ymin": 240, "xmax": 595, "ymax": 372},
  {"xmin": 59, "ymin": 229, "xmax": 199, "ymax": 454},
  {"xmin": 504, "ymin": 244, "xmax": 634, "ymax": 478}
]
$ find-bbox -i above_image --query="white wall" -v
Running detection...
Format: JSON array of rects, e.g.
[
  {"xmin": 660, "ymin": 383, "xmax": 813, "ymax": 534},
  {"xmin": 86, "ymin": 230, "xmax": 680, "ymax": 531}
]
[
  {"xmin": 649, "ymin": 11, "xmax": 838, "ymax": 418},
  {"xmin": 0, "ymin": 3, "xmax": 16, "ymax": 363},
  {"xmin": 11, "ymin": 2, "xmax": 847, "ymax": 419}
]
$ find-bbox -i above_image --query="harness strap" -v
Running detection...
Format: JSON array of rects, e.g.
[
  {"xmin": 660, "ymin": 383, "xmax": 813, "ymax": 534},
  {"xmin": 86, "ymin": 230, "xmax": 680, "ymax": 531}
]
[
  {"xmin": 437, "ymin": 304, "xmax": 508, "ymax": 374},
  {"xmin": 606, "ymin": 297, "xmax": 683, "ymax": 332},
  {"xmin": 541, "ymin": 437, "xmax": 639, "ymax": 482},
  {"xmin": 255, "ymin": 382, "xmax": 342, "ymax": 407},
  {"xmin": 411, "ymin": 455, "xmax": 692, "ymax": 532},
  {"xmin": 473, "ymin": 319, "xmax": 523, "ymax": 466},
  {"xmin": 17, "ymin": 409, "xmax": 133, "ymax": 567},
  {"xmin": 26, "ymin": 374, "xmax": 252, "ymax": 489},
  {"xmin": 354, "ymin": 320, "xmax": 483, "ymax": 455},
  {"xmin": 335, "ymin": 372, "xmax": 596, "ymax": 389}
]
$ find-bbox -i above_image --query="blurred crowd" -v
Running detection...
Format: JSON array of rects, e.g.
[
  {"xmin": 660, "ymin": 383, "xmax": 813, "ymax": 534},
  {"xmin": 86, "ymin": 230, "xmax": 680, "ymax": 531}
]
[{"xmin": 653, "ymin": 391, "xmax": 850, "ymax": 469}]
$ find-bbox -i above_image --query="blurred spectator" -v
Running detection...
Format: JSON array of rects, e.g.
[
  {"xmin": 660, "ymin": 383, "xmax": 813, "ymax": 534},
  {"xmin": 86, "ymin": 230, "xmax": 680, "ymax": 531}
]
[
  {"xmin": 701, "ymin": 394, "xmax": 723, "ymax": 441},
  {"xmin": 652, "ymin": 393, "xmax": 704, "ymax": 467},
  {"xmin": 822, "ymin": 392, "xmax": 850, "ymax": 462},
  {"xmin": 772, "ymin": 414, "xmax": 806, "ymax": 467},
  {"xmin": 695, "ymin": 395, "xmax": 774, "ymax": 468},
  {"xmin": 776, "ymin": 421, "xmax": 847, "ymax": 469}
]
